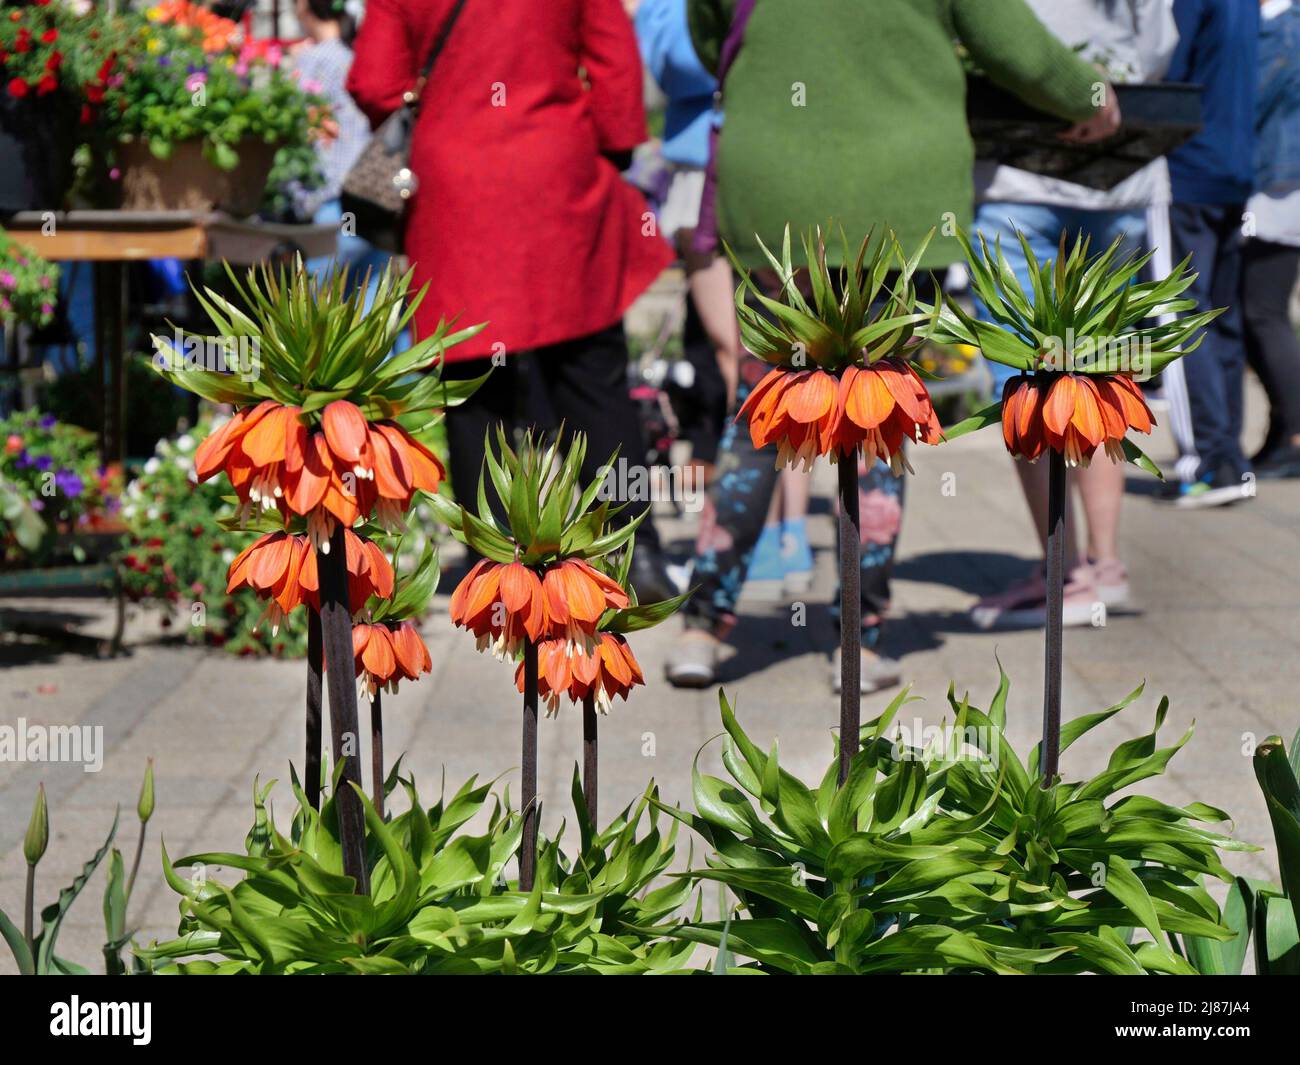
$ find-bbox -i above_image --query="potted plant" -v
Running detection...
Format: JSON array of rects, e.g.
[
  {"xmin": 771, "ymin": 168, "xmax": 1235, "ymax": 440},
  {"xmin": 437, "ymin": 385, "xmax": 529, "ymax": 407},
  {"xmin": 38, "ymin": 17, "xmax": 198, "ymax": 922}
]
[
  {"xmin": 0, "ymin": 227, "xmax": 58, "ymax": 328},
  {"xmin": 0, "ymin": 408, "xmax": 124, "ymax": 568},
  {"xmin": 0, "ymin": 2, "xmax": 113, "ymax": 213},
  {"xmin": 93, "ymin": 3, "xmax": 331, "ymax": 215}
]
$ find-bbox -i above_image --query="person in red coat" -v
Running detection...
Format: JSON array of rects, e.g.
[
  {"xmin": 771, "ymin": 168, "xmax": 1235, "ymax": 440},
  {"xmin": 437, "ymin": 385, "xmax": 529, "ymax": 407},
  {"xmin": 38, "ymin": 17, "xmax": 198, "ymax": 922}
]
[{"xmin": 347, "ymin": 0, "xmax": 675, "ymax": 593}]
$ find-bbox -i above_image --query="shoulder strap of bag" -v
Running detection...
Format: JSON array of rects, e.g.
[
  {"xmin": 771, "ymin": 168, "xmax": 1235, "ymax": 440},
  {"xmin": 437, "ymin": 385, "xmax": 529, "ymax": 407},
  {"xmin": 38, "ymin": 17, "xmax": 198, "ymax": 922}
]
[
  {"xmin": 717, "ymin": 0, "xmax": 755, "ymax": 89},
  {"xmin": 408, "ymin": 0, "xmax": 469, "ymax": 110},
  {"xmin": 690, "ymin": 0, "xmax": 756, "ymax": 258}
]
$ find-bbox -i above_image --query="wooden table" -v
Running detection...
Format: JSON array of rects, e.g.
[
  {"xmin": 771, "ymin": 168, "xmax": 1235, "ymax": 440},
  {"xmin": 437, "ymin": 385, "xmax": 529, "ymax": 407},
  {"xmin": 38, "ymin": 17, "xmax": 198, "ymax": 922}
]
[
  {"xmin": 4, "ymin": 210, "xmax": 337, "ymax": 464},
  {"xmin": 1, "ymin": 211, "xmax": 336, "ymax": 656}
]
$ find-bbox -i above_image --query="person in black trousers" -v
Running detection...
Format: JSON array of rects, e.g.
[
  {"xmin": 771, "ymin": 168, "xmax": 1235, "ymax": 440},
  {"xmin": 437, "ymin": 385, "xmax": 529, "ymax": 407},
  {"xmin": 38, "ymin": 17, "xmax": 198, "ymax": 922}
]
[
  {"xmin": 1242, "ymin": 0, "xmax": 1300, "ymax": 479},
  {"xmin": 1243, "ymin": 241, "xmax": 1300, "ymax": 477},
  {"xmin": 440, "ymin": 328, "xmax": 674, "ymax": 600},
  {"xmin": 1164, "ymin": 0, "xmax": 1261, "ymax": 508}
]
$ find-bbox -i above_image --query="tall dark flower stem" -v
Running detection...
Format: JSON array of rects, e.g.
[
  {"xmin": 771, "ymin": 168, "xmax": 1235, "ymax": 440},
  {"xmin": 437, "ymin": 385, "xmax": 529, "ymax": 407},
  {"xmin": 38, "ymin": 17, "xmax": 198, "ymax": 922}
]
[
  {"xmin": 582, "ymin": 692, "xmax": 598, "ymax": 826},
  {"xmin": 317, "ymin": 524, "xmax": 369, "ymax": 893},
  {"xmin": 520, "ymin": 637, "xmax": 540, "ymax": 890},
  {"xmin": 1041, "ymin": 448, "xmax": 1067, "ymax": 788},
  {"xmin": 371, "ymin": 689, "xmax": 385, "ymax": 819},
  {"xmin": 837, "ymin": 452, "xmax": 862, "ymax": 786},
  {"xmin": 305, "ymin": 608, "xmax": 323, "ymax": 810}
]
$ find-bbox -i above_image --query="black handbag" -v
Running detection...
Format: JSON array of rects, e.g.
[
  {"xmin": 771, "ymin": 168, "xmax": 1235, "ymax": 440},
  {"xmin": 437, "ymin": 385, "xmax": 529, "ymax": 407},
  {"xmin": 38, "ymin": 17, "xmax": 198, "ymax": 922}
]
[{"xmin": 340, "ymin": 0, "xmax": 468, "ymax": 252}]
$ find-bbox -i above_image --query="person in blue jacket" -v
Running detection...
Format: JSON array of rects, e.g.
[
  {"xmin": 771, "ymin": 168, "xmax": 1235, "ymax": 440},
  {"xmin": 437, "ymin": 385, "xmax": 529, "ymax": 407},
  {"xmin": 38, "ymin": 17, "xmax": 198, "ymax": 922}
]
[
  {"xmin": 1165, "ymin": 0, "xmax": 1261, "ymax": 507},
  {"xmin": 635, "ymin": 0, "xmax": 736, "ymax": 492},
  {"xmin": 1242, "ymin": 0, "xmax": 1300, "ymax": 479}
]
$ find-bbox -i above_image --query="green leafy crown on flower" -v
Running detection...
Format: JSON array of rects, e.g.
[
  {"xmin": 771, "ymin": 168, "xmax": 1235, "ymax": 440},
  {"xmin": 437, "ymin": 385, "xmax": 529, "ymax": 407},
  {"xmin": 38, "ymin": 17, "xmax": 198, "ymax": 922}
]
[
  {"xmin": 369, "ymin": 540, "xmax": 438, "ymax": 625},
  {"xmin": 151, "ymin": 258, "xmax": 487, "ymax": 423},
  {"xmin": 596, "ymin": 537, "xmax": 693, "ymax": 635},
  {"xmin": 728, "ymin": 224, "xmax": 937, "ymax": 374},
  {"xmin": 430, "ymin": 427, "xmax": 642, "ymax": 568},
  {"xmin": 931, "ymin": 227, "xmax": 1223, "ymax": 378}
]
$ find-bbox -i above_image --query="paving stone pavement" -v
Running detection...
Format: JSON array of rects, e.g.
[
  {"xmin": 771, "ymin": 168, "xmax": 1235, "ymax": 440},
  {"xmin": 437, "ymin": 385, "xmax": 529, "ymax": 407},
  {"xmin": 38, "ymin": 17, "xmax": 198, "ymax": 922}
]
[{"xmin": 1, "ymin": 382, "xmax": 1295, "ymax": 973}]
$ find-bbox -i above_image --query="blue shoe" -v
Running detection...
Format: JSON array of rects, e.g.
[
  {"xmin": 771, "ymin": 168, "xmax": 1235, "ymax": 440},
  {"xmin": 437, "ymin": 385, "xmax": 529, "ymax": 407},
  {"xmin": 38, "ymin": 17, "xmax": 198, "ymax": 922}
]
[
  {"xmin": 742, "ymin": 523, "xmax": 786, "ymax": 601},
  {"xmin": 781, "ymin": 518, "xmax": 814, "ymax": 594},
  {"xmin": 744, "ymin": 524, "xmax": 785, "ymax": 581}
]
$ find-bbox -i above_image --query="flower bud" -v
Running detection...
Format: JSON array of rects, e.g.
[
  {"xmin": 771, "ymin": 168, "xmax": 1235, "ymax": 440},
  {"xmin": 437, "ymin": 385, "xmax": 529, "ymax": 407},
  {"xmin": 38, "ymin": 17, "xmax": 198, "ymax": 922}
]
[
  {"xmin": 23, "ymin": 784, "xmax": 48, "ymax": 867},
  {"xmin": 137, "ymin": 759, "xmax": 155, "ymax": 825}
]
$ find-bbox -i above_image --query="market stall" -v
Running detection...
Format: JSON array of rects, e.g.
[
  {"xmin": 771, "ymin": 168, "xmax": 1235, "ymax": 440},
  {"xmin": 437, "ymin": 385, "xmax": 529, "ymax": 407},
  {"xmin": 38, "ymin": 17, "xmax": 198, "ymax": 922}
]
[{"xmin": 0, "ymin": 1, "xmax": 346, "ymax": 655}]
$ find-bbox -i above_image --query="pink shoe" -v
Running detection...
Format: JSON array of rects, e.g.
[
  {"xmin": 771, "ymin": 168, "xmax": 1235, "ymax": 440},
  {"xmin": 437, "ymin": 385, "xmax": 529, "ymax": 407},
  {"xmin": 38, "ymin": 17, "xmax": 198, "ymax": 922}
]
[
  {"xmin": 1002, "ymin": 568, "xmax": 1098, "ymax": 628},
  {"xmin": 999, "ymin": 561, "xmax": 1133, "ymax": 629},
  {"xmin": 970, "ymin": 567, "xmax": 1047, "ymax": 631},
  {"xmin": 1078, "ymin": 558, "xmax": 1133, "ymax": 611}
]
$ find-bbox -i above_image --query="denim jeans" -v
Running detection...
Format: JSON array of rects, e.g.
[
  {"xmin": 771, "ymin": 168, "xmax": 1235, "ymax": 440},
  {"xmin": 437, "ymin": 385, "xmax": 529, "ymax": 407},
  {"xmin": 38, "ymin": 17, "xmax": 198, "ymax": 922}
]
[
  {"xmin": 306, "ymin": 198, "xmax": 401, "ymax": 319},
  {"xmin": 682, "ymin": 360, "xmax": 904, "ymax": 641},
  {"xmin": 1168, "ymin": 202, "xmax": 1249, "ymax": 479}
]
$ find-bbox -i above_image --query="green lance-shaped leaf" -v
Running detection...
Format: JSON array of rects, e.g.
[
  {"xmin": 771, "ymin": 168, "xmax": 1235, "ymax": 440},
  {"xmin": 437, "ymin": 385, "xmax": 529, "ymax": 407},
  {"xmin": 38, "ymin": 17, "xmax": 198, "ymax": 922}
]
[
  {"xmin": 0, "ymin": 905, "xmax": 35, "ymax": 975},
  {"xmin": 1254, "ymin": 892, "xmax": 1300, "ymax": 975},
  {"xmin": 102, "ymin": 848, "xmax": 129, "ymax": 976},
  {"xmin": 1254, "ymin": 736, "xmax": 1300, "ymax": 934},
  {"xmin": 603, "ymin": 589, "xmax": 694, "ymax": 634},
  {"xmin": 373, "ymin": 542, "xmax": 440, "ymax": 623},
  {"xmin": 1121, "ymin": 437, "xmax": 1164, "ymax": 481},
  {"xmin": 36, "ymin": 809, "xmax": 120, "ymax": 976},
  {"xmin": 941, "ymin": 400, "xmax": 1003, "ymax": 443}
]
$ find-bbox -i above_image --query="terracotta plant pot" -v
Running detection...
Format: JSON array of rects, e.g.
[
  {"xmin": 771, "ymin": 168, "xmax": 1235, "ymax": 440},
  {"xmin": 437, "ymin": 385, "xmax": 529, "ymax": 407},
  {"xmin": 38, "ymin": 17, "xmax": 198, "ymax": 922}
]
[{"xmin": 117, "ymin": 138, "xmax": 279, "ymax": 216}]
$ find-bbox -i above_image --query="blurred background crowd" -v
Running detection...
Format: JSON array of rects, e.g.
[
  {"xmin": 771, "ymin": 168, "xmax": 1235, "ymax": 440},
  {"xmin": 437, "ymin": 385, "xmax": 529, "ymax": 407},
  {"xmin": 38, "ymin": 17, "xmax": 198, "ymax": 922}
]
[{"xmin": 2, "ymin": 0, "xmax": 1297, "ymax": 693}]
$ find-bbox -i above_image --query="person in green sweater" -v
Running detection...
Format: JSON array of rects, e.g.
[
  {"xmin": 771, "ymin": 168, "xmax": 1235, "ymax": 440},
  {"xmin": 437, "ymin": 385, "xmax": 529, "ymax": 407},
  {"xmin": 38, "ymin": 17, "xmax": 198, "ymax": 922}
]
[
  {"xmin": 665, "ymin": 0, "xmax": 1120, "ymax": 690},
  {"xmin": 687, "ymin": 0, "xmax": 1114, "ymax": 270}
]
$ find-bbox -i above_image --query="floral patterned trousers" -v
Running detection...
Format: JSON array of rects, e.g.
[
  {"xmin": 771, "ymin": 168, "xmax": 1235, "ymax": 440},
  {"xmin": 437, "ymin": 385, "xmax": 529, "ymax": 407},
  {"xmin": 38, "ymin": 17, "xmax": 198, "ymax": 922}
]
[{"xmin": 683, "ymin": 359, "xmax": 905, "ymax": 647}]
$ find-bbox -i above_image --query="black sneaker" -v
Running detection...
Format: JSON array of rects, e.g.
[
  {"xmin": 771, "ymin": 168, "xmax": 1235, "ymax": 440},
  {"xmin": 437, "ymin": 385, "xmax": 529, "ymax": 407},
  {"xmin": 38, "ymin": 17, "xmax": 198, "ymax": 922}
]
[
  {"xmin": 1154, "ymin": 478, "xmax": 1188, "ymax": 504},
  {"xmin": 1254, "ymin": 444, "xmax": 1300, "ymax": 481},
  {"xmin": 628, "ymin": 542, "xmax": 677, "ymax": 604}
]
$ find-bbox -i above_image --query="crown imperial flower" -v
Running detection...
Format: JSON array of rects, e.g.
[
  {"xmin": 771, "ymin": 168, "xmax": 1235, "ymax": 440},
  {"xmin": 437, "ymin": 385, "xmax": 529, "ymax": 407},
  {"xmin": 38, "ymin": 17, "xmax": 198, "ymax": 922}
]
[
  {"xmin": 934, "ymin": 228, "xmax": 1220, "ymax": 476},
  {"xmin": 449, "ymin": 556, "xmax": 629, "ymax": 659},
  {"xmin": 351, "ymin": 619, "xmax": 432, "ymax": 702},
  {"xmin": 225, "ymin": 527, "xmax": 395, "ymax": 632},
  {"xmin": 729, "ymin": 226, "xmax": 941, "ymax": 472},
  {"xmin": 741, "ymin": 359, "xmax": 941, "ymax": 473},
  {"xmin": 159, "ymin": 260, "xmax": 485, "ymax": 541},
  {"xmin": 517, "ymin": 631, "xmax": 645, "ymax": 715},
  {"xmin": 1002, "ymin": 372, "xmax": 1155, "ymax": 467}
]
